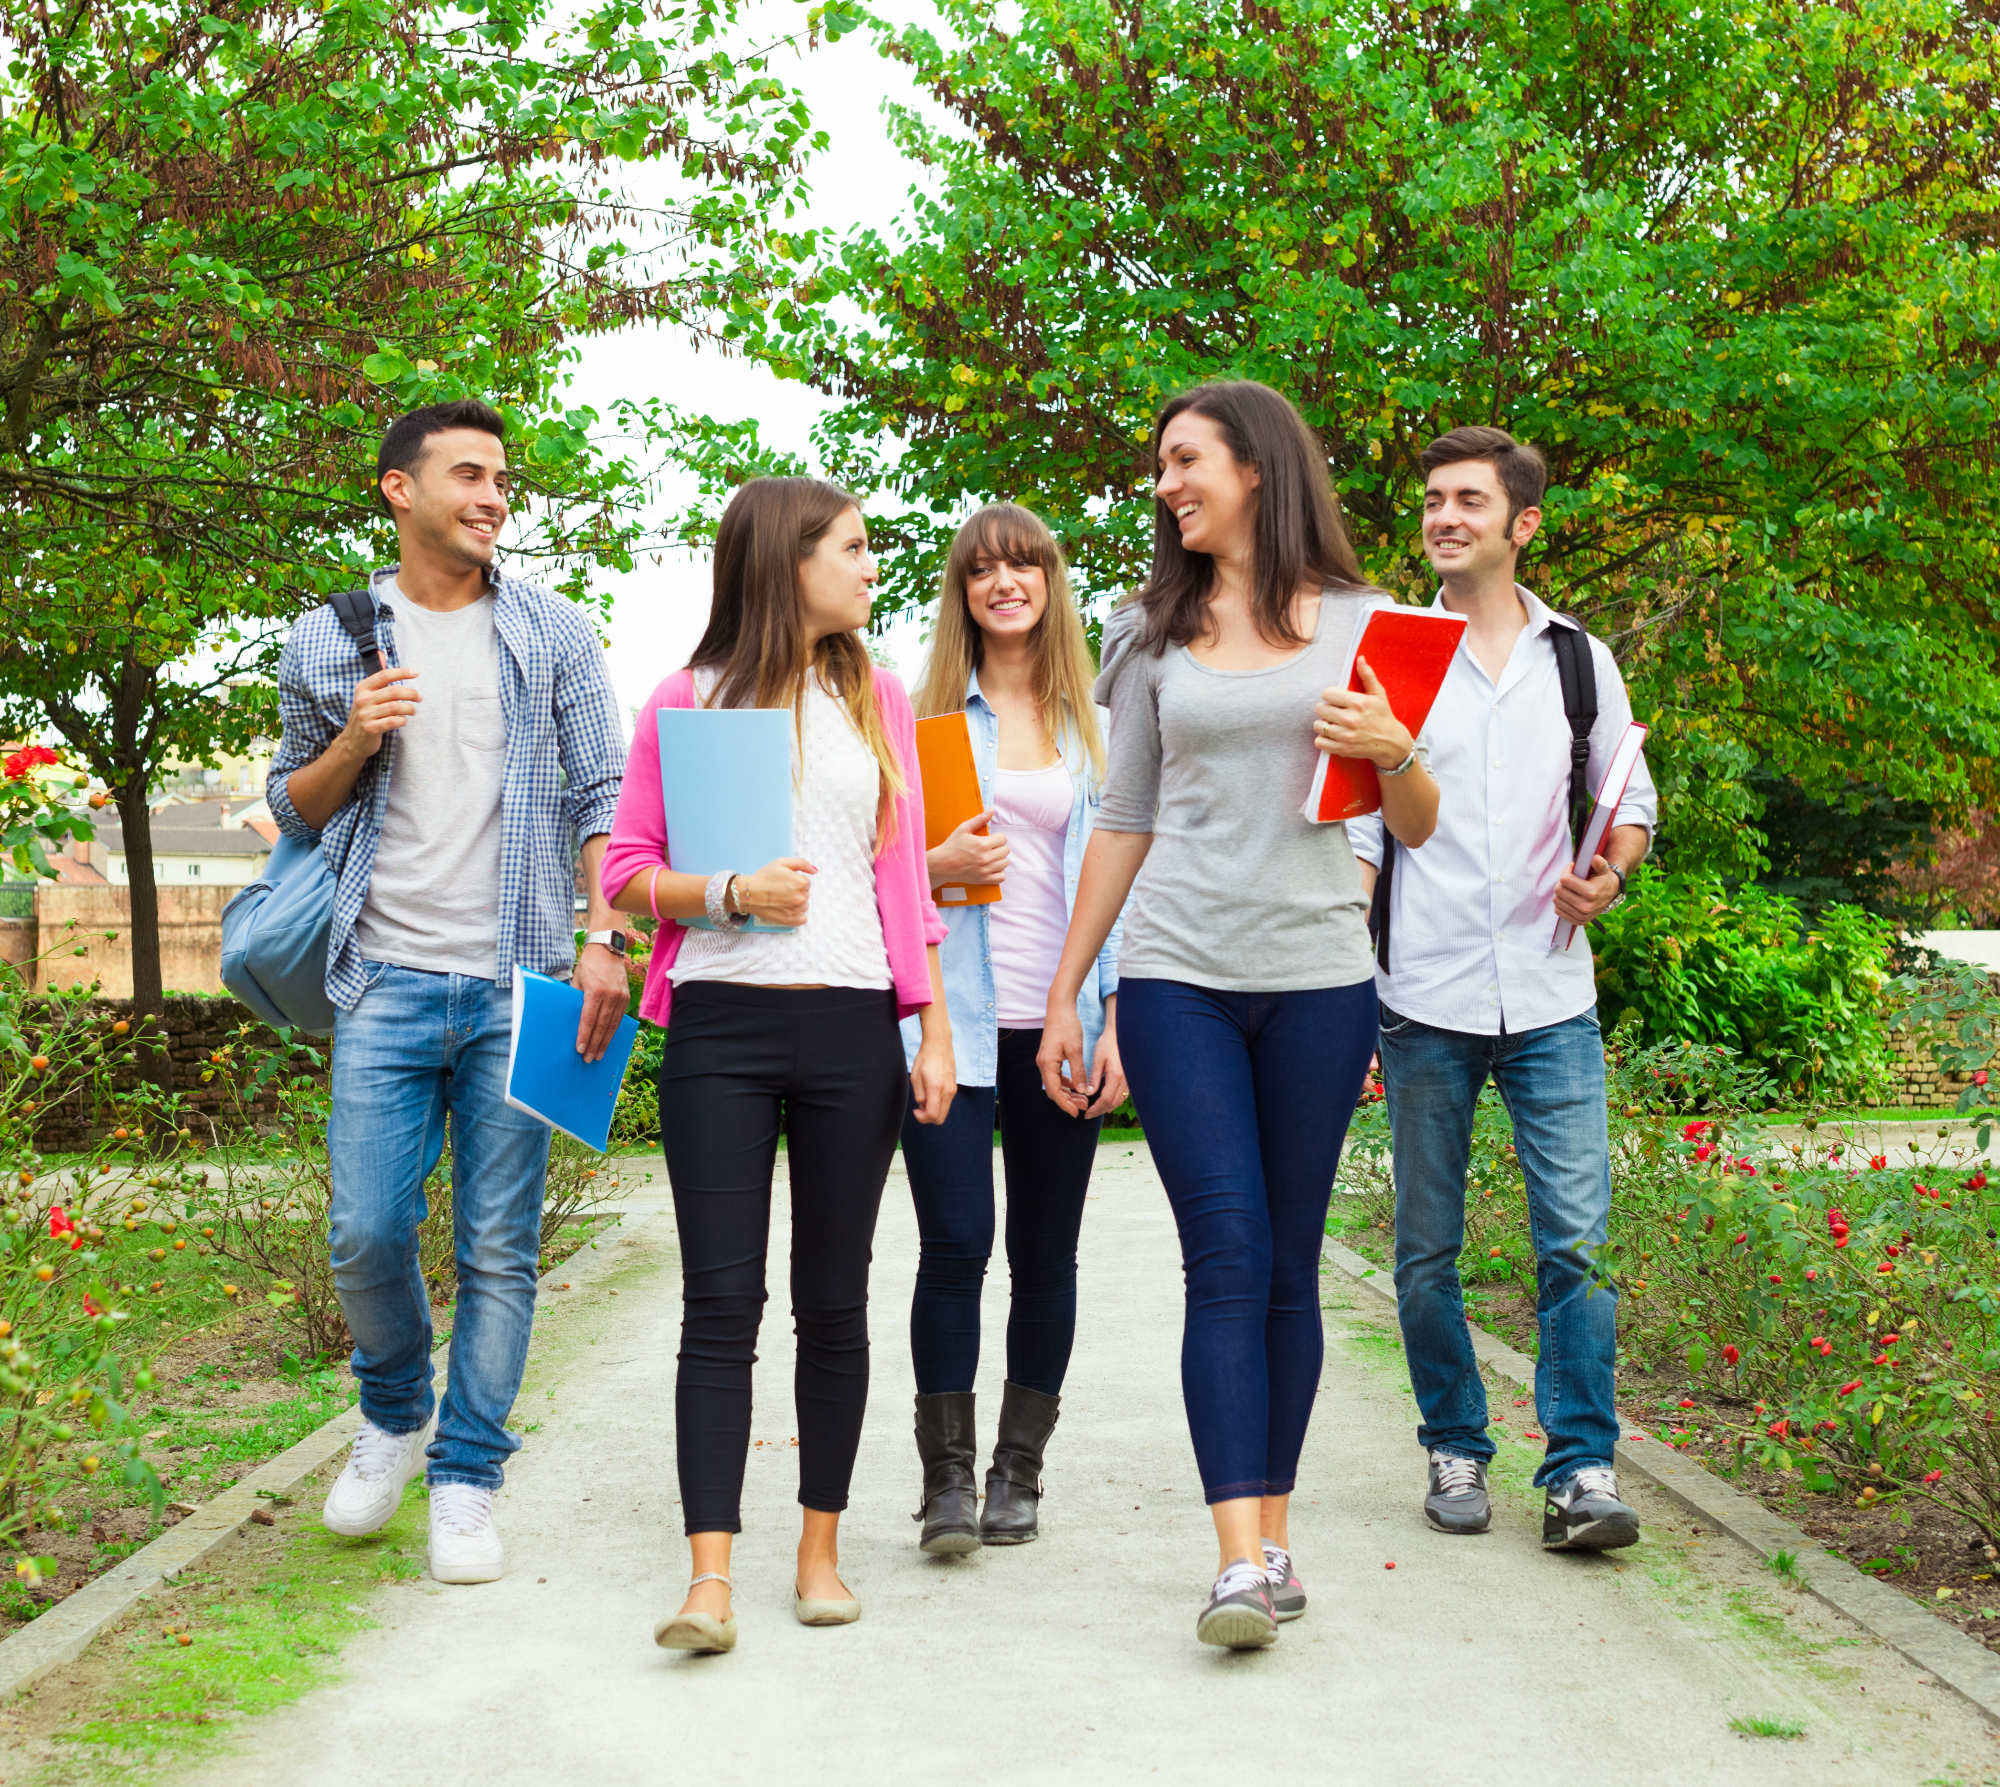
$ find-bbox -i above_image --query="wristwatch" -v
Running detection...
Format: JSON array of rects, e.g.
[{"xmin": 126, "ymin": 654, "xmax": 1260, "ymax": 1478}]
[
  {"xmin": 1607, "ymin": 864, "xmax": 1628, "ymax": 905},
  {"xmin": 583, "ymin": 929, "xmax": 629, "ymax": 957}
]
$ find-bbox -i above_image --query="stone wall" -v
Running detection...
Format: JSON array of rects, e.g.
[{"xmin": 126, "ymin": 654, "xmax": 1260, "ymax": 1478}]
[
  {"xmin": 25, "ymin": 993, "xmax": 327, "ymax": 1151},
  {"xmin": 1883, "ymin": 970, "xmax": 2000, "ymax": 1108},
  {"xmin": 22, "ymin": 885, "xmax": 234, "ymax": 998}
]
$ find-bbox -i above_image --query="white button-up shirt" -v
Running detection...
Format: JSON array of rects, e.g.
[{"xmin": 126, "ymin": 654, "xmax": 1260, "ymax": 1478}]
[{"xmin": 1347, "ymin": 585, "xmax": 1657, "ymax": 1036}]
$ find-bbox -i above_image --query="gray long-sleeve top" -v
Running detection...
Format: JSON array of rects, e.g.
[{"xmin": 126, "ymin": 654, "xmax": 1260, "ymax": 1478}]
[{"xmin": 1092, "ymin": 591, "xmax": 1387, "ymax": 993}]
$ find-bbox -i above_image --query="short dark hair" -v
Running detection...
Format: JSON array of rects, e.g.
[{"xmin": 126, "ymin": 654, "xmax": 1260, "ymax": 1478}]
[
  {"xmin": 376, "ymin": 400, "xmax": 506, "ymax": 515},
  {"xmin": 1420, "ymin": 426, "xmax": 1546, "ymax": 527}
]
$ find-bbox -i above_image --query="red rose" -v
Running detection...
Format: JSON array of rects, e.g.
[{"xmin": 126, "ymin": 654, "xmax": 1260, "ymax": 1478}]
[
  {"xmin": 1694, "ymin": 1142, "xmax": 1716, "ymax": 1162},
  {"xmin": 1975, "ymin": 1070, "xmax": 1990, "ymax": 1087},
  {"xmin": 1682, "ymin": 1120, "xmax": 1711, "ymax": 1140},
  {"xmin": 2, "ymin": 744, "xmax": 58, "ymax": 781},
  {"xmin": 1838, "ymin": 1381, "xmax": 1861, "ymax": 1396},
  {"xmin": 1869, "ymin": 1154, "xmax": 1887, "ymax": 1170},
  {"xmin": 1924, "ymin": 1469, "xmax": 1944, "ymax": 1484},
  {"xmin": 1767, "ymin": 1419, "xmax": 1790, "ymax": 1437},
  {"xmin": 1722, "ymin": 1344, "xmax": 1740, "ymax": 1365},
  {"xmin": 47, "ymin": 1206, "xmax": 73, "ymax": 1237}
]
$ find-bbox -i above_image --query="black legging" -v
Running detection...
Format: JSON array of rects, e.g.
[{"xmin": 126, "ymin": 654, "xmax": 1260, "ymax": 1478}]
[
  {"xmin": 658, "ymin": 983, "xmax": 906, "ymax": 1535},
  {"xmin": 900, "ymin": 1026, "xmax": 1102, "ymax": 1396}
]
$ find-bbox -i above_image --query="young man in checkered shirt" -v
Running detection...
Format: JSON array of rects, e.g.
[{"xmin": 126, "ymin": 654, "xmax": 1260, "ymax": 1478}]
[{"xmin": 268, "ymin": 401, "xmax": 629, "ymax": 1583}]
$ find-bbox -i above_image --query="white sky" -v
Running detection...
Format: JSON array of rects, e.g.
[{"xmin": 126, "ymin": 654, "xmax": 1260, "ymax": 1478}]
[{"xmin": 562, "ymin": 3, "xmax": 944, "ymax": 723}]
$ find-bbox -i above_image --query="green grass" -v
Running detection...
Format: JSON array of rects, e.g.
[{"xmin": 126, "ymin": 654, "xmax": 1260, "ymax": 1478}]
[
  {"xmin": 26, "ymin": 1490, "xmax": 428, "ymax": 1783},
  {"xmin": 1767, "ymin": 1548, "xmax": 1803, "ymax": 1583},
  {"xmin": 1729, "ymin": 1715, "xmax": 1807, "ymax": 1740}
]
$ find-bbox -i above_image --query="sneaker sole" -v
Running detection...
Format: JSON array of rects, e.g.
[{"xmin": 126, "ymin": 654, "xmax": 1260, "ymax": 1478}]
[
  {"xmin": 1272, "ymin": 1599, "xmax": 1306, "ymax": 1623},
  {"xmin": 919, "ymin": 1528, "xmax": 982, "ymax": 1556},
  {"xmin": 1543, "ymin": 1512, "xmax": 1641, "ymax": 1551},
  {"xmin": 429, "ymin": 1555, "xmax": 505, "ymax": 1584},
  {"xmin": 1424, "ymin": 1508, "xmax": 1492, "ymax": 1535},
  {"xmin": 1196, "ymin": 1605, "xmax": 1279, "ymax": 1650}
]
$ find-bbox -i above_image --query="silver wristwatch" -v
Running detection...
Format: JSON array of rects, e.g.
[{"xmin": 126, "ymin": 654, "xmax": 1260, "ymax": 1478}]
[{"xmin": 583, "ymin": 929, "xmax": 629, "ymax": 956}]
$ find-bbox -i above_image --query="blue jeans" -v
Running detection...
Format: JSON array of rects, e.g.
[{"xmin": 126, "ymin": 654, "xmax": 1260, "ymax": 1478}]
[
  {"xmin": 328, "ymin": 964, "xmax": 553, "ymax": 1490},
  {"xmin": 1378, "ymin": 1004, "xmax": 1617, "ymax": 1488},
  {"xmin": 900, "ymin": 1027, "xmax": 1102, "ymax": 1397},
  {"xmin": 1119, "ymin": 977, "xmax": 1378, "ymax": 1505}
]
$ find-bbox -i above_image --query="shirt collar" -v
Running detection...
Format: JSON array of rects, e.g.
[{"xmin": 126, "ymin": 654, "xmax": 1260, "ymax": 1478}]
[
  {"xmin": 1429, "ymin": 582, "xmax": 1576, "ymax": 634},
  {"xmin": 964, "ymin": 665, "xmax": 990, "ymax": 711},
  {"xmin": 371, "ymin": 561, "xmax": 502, "ymax": 608}
]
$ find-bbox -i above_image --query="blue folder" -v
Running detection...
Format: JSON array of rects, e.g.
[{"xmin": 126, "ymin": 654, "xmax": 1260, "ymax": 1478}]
[
  {"xmin": 503, "ymin": 969, "xmax": 640, "ymax": 1153},
  {"xmin": 657, "ymin": 705, "xmax": 796, "ymax": 932}
]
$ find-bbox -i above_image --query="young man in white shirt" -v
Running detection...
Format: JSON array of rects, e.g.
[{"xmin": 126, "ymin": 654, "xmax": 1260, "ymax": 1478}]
[{"xmin": 1345, "ymin": 426, "xmax": 1656, "ymax": 1550}]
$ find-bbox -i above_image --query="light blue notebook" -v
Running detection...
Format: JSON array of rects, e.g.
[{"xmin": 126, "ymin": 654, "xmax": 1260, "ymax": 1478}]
[
  {"xmin": 503, "ymin": 970, "xmax": 640, "ymax": 1153},
  {"xmin": 657, "ymin": 705, "xmax": 796, "ymax": 933}
]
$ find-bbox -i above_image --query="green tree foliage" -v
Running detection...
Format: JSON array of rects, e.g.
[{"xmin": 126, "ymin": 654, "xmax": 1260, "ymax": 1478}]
[
  {"xmin": 725, "ymin": 0, "xmax": 2000, "ymax": 879},
  {"xmin": 0, "ymin": 0, "xmax": 825, "ymax": 1056}
]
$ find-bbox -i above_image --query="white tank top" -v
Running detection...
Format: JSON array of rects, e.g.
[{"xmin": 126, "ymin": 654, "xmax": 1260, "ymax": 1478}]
[
  {"xmin": 987, "ymin": 759, "xmax": 1071, "ymax": 1026},
  {"xmin": 670, "ymin": 674, "xmax": 892, "ymax": 990}
]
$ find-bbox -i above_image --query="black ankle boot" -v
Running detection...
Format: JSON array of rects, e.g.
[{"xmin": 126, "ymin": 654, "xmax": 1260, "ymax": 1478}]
[
  {"xmin": 912, "ymin": 1391, "xmax": 981, "ymax": 1556},
  {"xmin": 980, "ymin": 1381, "xmax": 1060, "ymax": 1545}
]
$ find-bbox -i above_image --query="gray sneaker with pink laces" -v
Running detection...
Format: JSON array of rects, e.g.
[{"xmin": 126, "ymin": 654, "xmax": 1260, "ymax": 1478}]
[{"xmin": 1261, "ymin": 1539, "xmax": 1305, "ymax": 1621}]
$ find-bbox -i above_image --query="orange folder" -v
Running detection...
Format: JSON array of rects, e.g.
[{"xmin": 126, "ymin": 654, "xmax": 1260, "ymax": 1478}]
[
  {"xmin": 914, "ymin": 713, "xmax": 1002, "ymax": 907},
  {"xmin": 1302, "ymin": 608, "xmax": 1467, "ymax": 823}
]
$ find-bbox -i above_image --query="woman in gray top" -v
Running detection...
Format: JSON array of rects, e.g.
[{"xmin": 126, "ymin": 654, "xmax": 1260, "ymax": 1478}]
[{"xmin": 1038, "ymin": 381, "xmax": 1439, "ymax": 1651}]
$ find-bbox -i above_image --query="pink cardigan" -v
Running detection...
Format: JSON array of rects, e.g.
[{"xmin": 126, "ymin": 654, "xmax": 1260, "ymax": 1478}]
[{"xmin": 600, "ymin": 666, "xmax": 947, "ymax": 1029}]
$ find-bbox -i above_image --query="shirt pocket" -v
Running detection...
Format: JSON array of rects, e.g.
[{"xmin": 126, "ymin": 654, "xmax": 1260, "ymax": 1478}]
[{"xmin": 457, "ymin": 692, "xmax": 505, "ymax": 755}]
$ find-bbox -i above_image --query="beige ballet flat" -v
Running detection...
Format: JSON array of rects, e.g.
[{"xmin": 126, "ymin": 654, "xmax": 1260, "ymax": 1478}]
[
  {"xmin": 793, "ymin": 1582, "xmax": 861, "ymax": 1626},
  {"xmin": 655, "ymin": 1572, "xmax": 737, "ymax": 1653}
]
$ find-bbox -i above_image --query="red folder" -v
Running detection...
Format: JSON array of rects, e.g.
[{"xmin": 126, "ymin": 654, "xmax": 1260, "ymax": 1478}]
[{"xmin": 1301, "ymin": 608, "xmax": 1467, "ymax": 824}]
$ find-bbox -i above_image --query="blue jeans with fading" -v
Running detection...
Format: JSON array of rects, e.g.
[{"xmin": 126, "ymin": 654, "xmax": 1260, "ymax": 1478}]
[
  {"xmin": 1118, "ymin": 977, "xmax": 1378, "ymax": 1505},
  {"xmin": 328, "ymin": 962, "xmax": 553, "ymax": 1490},
  {"xmin": 1378, "ymin": 1003, "xmax": 1618, "ymax": 1489}
]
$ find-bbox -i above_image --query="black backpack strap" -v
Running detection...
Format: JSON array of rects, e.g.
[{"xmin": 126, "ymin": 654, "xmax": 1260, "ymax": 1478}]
[
  {"xmin": 326, "ymin": 586, "xmax": 383, "ymax": 678},
  {"xmin": 1367, "ymin": 835, "xmax": 1395, "ymax": 974},
  {"xmin": 1549, "ymin": 622, "xmax": 1598, "ymax": 852}
]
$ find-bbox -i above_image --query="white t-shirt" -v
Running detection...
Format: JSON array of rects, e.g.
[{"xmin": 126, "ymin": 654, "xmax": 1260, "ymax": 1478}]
[
  {"xmin": 988, "ymin": 760, "xmax": 1071, "ymax": 1026},
  {"xmin": 354, "ymin": 585, "xmax": 505, "ymax": 980},
  {"xmin": 671, "ymin": 674, "xmax": 892, "ymax": 990}
]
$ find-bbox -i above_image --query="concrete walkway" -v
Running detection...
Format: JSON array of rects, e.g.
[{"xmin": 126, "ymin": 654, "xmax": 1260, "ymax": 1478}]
[{"xmin": 196, "ymin": 1145, "xmax": 1996, "ymax": 1785}]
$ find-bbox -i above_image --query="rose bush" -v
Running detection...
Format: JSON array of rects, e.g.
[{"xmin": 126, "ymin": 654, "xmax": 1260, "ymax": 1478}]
[{"xmin": 1333, "ymin": 1032, "xmax": 2000, "ymax": 1536}]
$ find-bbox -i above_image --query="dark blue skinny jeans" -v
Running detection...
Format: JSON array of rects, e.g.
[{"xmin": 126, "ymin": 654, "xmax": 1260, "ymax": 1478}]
[
  {"xmin": 900, "ymin": 1027, "xmax": 1102, "ymax": 1398},
  {"xmin": 1118, "ymin": 977, "xmax": 1378, "ymax": 1505}
]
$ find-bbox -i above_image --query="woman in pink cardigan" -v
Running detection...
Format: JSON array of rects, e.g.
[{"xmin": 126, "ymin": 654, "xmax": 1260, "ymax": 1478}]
[{"xmin": 601, "ymin": 478, "xmax": 953, "ymax": 1657}]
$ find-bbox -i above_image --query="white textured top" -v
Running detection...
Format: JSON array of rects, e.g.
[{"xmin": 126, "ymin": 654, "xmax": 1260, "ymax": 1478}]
[
  {"xmin": 988, "ymin": 759, "xmax": 1072, "ymax": 1025},
  {"xmin": 354, "ymin": 583, "xmax": 505, "ymax": 979},
  {"xmin": 671, "ymin": 673, "xmax": 892, "ymax": 991}
]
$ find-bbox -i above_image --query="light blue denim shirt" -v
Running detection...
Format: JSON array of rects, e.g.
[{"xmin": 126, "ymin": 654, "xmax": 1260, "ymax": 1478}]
[{"xmin": 900, "ymin": 670, "xmax": 1122, "ymax": 1086}]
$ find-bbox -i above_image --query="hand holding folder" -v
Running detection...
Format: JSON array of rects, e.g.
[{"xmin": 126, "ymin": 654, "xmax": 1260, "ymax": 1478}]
[
  {"xmin": 504, "ymin": 970, "xmax": 640, "ymax": 1153},
  {"xmin": 1302, "ymin": 608, "xmax": 1467, "ymax": 824},
  {"xmin": 914, "ymin": 713, "xmax": 1002, "ymax": 907},
  {"xmin": 656, "ymin": 707, "xmax": 799, "ymax": 932}
]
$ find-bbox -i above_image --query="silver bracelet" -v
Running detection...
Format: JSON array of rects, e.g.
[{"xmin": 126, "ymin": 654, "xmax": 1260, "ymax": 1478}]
[
  {"xmin": 704, "ymin": 870, "xmax": 750, "ymax": 930},
  {"xmin": 1381, "ymin": 745, "xmax": 1419, "ymax": 778}
]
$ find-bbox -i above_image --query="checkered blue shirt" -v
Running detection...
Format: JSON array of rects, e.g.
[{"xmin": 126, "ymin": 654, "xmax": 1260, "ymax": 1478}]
[{"xmin": 267, "ymin": 566, "xmax": 625, "ymax": 1012}]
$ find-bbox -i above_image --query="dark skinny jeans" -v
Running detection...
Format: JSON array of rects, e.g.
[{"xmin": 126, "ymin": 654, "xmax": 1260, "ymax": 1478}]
[
  {"xmin": 657, "ymin": 983, "xmax": 907, "ymax": 1535},
  {"xmin": 1117, "ymin": 976, "xmax": 1378, "ymax": 1505},
  {"xmin": 900, "ymin": 1026, "xmax": 1103, "ymax": 1398}
]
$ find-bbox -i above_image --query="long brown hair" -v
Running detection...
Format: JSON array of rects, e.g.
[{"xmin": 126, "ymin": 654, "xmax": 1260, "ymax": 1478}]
[
  {"xmin": 911, "ymin": 503, "xmax": 1105, "ymax": 782},
  {"xmin": 1128, "ymin": 380, "xmax": 1368, "ymax": 654},
  {"xmin": 688, "ymin": 477, "xmax": 906, "ymax": 844}
]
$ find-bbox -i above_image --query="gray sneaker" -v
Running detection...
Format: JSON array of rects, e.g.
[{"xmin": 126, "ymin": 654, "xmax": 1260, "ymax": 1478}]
[
  {"xmin": 1261, "ymin": 1539, "xmax": 1305, "ymax": 1621},
  {"xmin": 1425, "ymin": 1450, "xmax": 1491, "ymax": 1534},
  {"xmin": 1542, "ymin": 1466, "xmax": 1641, "ymax": 1551},
  {"xmin": 1195, "ymin": 1558, "xmax": 1278, "ymax": 1650}
]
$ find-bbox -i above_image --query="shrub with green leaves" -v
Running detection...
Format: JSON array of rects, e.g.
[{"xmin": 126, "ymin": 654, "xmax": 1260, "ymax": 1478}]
[{"xmin": 1592, "ymin": 871, "xmax": 1894, "ymax": 1101}]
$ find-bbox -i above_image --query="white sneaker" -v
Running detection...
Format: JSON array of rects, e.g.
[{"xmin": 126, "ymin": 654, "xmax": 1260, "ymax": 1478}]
[
  {"xmin": 322, "ymin": 1414, "xmax": 434, "ymax": 1537},
  {"xmin": 428, "ymin": 1482, "xmax": 505, "ymax": 1584}
]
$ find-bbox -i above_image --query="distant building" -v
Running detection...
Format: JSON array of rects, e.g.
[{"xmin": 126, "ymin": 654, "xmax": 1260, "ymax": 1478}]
[{"xmin": 77, "ymin": 795, "xmax": 275, "ymax": 889}]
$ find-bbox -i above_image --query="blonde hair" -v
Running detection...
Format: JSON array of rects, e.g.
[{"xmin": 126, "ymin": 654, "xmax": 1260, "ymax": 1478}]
[
  {"xmin": 689, "ymin": 477, "xmax": 906, "ymax": 849},
  {"xmin": 911, "ymin": 503, "xmax": 1105, "ymax": 781}
]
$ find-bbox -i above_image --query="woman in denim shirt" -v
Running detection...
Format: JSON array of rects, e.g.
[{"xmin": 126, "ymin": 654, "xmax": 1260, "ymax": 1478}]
[{"xmin": 899, "ymin": 503, "xmax": 1123, "ymax": 1554}]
